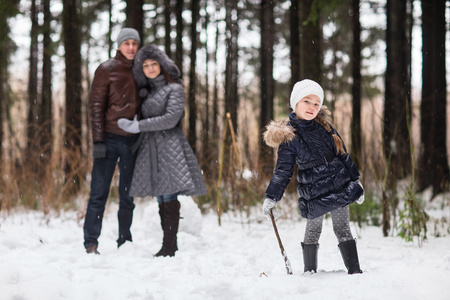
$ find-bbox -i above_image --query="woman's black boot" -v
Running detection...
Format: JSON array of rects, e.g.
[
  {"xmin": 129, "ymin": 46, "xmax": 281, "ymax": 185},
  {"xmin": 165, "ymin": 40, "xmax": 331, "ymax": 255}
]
[{"xmin": 155, "ymin": 201, "xmax": 180, "ymax": 257}]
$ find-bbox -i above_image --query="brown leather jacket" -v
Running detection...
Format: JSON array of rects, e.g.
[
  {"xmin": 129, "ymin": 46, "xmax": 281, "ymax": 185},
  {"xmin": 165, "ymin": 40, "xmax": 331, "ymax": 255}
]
[{"xmin": 89, "ymin": 51, "xmax": 141, "ymax": 142}]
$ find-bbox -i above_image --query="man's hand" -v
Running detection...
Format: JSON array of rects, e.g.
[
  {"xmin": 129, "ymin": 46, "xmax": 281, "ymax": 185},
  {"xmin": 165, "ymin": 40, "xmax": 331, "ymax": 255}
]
[{"xmin": 93, "ymin": 142, "xmax": 106, "ymax": 159}]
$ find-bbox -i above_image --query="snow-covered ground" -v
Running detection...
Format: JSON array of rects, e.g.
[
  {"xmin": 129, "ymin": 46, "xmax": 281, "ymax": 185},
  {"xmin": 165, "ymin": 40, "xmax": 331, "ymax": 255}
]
[{"xmin": 1, "ymin": 195, "xmax": 449, "ymax": 300}]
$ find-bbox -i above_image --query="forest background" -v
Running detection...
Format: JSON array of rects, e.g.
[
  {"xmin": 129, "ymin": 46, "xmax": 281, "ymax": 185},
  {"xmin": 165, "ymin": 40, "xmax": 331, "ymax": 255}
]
[{"xmin": 0, "ymin": 0, "xmax": 449, "ymax": 241}]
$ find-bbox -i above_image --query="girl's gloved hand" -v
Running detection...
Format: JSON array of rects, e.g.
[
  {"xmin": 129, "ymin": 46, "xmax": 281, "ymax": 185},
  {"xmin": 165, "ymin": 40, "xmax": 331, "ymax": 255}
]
[
  {"xmin": 263, "ymin": 198, "xmax": 279, "ymax": 220},
  {"xmin": 356, "ymin": 180, "xmax": 365, "ymax": 204}
]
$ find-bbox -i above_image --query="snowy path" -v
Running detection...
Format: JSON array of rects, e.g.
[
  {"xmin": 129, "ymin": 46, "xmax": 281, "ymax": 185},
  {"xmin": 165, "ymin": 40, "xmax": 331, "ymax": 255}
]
[{"xmin": 1, "ymin": 196, "xmax": 449, "ymax": 300}]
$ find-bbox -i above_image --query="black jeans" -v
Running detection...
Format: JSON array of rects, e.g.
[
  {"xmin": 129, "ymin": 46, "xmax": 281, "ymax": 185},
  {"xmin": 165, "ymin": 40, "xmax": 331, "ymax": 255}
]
[{"xmin": 83, "ymin": 133, "xmax": 138, "ymax": 248}]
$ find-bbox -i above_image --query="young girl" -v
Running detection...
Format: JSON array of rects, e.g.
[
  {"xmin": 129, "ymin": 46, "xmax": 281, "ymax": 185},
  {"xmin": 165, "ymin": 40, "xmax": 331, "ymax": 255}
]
[
  {"xmin": 118, "ymin": 45, "xmax": 207, "ymax": 257},
  {"xmin": 262, "ymin": 79, "xmax": 364, "ymax": 274}
]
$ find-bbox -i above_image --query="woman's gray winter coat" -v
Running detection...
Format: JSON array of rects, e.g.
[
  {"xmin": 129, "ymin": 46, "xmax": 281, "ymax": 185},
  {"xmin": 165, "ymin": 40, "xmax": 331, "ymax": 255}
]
[
  {"xmin": 129, "ymin": 46, "xmax": 207, "ymax": 197},
  {"xmin": 263, "ymin": 109, "xmax": 363, "ymax": 219}
]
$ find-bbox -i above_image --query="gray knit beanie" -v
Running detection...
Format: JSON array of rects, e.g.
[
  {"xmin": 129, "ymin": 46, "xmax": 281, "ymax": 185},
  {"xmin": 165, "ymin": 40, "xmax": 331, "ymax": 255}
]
[
  {"xmin": 290, "ymin": 79, "xmax": 324, "ymax": 110},
  {"xmin": 117, "ymin": 28, "xmax": 141, "ymax": 48}
]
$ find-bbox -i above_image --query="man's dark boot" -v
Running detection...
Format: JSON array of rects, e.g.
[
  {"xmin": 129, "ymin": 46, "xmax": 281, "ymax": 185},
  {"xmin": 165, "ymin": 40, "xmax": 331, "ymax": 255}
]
[
  {"xmin": 155, "ymin": 201, "xmax": 180, "ymax": 257},
  {"xmin": 301, "ymin": 242, "xmax": 319, "ymax": 273},
  {"xmin": 86, "ymin": 245, "xmax": 100, "ymax": 255},
  {"xmin": 338, "ymin": 239, "xmax": 363, "ymax": 274}
]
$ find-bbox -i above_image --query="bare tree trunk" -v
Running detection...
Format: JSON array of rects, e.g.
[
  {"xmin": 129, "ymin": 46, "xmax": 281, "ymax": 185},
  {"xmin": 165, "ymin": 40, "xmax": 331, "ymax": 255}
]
[
  {"xmin": 27, "ymin": 0, "xmax": 39, "ymax": 163},
  {"xmin": 300, "ymin": 0, "xmax": 321, "ymax": 81},
  {"xmin": 383, "ymin": 0, "xmax": 411, "ymax": 236},
  {"xmin": 188, "ymin": 0, "xmax": 199, "ymax": 150},
  {"xmin": 223, "ymin": 0, "xmax": 239, "ymax": 184},
  {"xmin": 0, "ymin": 0, "xmax": 19, "ymax": 164},
  {"xmin": 40, "ymin": 0, "xmax": 53, "ymax": 163},
  {"xmin": 200, "ymin": 0, "xmax": 211, "ymax": 174},
  {"xmin": 290, "ymin": 0, "xmax": 300, "ymax": 89},
  {"xmin": 350, "ymin": 0, "xmax": 362, "ymax": 168},
  {"xmin": 259, "ymin": 0, "xmax": 275, "ymax": 177},
  {"xmin": 224, "ymin": 0, "xmax": 239, "ymax": 132},
  {"xmin": 175, "ymin": 0, "xmax": 184, "ymax": 76},
  {"xmin": 107, "ymin": 0, "xmax": 113, "ymax": 58},
  {"xmin": 419, "ymin": 0, "xmax": 449, "ymax": 196},
  {"xmin": 63, "ymin": 0, "xmax": 83, "ymax": 194},
  {"xmin": 164, "ymin": 0, "xmax": 172, "ymax": 57},
  {"xmin": 0, "ymin": 15, "xmax": 10, "ymax": 162},
  {"xmin": 125, "ymin": 0, "xmax": 144, "ymax": 38},
  {"xmin": 384, "ymin": 0, "xmax": 411, "ymax": 179},
  {"xmin": 209, "ymin": 2, "xmax": 220, "ymax": 182},
  {"xmin": 0, "ymin": 57, "xmax": 3, "ymax": 163}
]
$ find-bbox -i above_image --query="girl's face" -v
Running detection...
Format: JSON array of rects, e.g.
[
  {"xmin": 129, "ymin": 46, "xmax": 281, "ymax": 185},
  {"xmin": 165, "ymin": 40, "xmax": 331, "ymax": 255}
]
[
  {"xmin": 295, "ymin": 95, "xmax": 321, "ymax": 120},
  {"xmin": 142, "ymin": 59, "xmax": 161, "ymax": 79}
]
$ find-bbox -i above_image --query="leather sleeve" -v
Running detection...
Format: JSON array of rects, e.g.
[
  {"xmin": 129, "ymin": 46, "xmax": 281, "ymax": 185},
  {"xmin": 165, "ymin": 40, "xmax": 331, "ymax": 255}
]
[{"xmin": 89, "ymin": 65, "xmax": 110, "ymax": 142}]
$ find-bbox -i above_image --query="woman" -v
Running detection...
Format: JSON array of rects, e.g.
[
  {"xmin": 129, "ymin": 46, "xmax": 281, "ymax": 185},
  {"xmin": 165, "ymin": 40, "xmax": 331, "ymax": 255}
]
[
  {"xmin": 262, "ymin": 79, "xmax": 364, "ymax": 274},
  {"xmin": 118, "ymin": 45, "xmax": 207, "ymax": 257}
]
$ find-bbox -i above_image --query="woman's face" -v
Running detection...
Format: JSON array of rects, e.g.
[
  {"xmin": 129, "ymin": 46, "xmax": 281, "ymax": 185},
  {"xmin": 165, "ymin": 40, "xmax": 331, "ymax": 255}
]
[
  {"xmin": 142, "ymin": 59, "xmax": 161, "ymax": 79},
  {"xmin": 295, "ymin": 94, "xmax": 321, "ymax": 120}
]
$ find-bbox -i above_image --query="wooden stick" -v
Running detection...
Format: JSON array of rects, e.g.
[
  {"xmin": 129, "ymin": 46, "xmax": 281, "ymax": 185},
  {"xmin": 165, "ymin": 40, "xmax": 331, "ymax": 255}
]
[{"xmin": 269, "ymin": 210, "xmax": 293, "ymax": 275}]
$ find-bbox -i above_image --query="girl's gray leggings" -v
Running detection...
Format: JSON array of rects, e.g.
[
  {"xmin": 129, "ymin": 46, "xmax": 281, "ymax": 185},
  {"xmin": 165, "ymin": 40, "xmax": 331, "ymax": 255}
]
[{"xmin": 303, "ymin": 205, "xmax": 353, "ymax": 244}]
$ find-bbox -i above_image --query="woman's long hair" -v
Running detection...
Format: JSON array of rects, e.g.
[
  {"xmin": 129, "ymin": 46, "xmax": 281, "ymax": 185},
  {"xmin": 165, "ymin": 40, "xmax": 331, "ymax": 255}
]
[{"xmin": 161, "ymin": 67, "xmax": 177, "ymax": 84}]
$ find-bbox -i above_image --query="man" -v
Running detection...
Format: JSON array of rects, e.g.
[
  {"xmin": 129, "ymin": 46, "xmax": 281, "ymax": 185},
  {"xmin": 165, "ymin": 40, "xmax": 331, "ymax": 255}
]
[{"xmin": 83, "ymin": 28, "xmax": 141, "ymax": 254}]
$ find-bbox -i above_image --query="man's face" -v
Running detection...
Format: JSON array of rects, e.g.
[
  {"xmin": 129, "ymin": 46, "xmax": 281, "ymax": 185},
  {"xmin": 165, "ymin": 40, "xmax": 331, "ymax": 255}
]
[{"xmin": 118, "ymin": 39, "xmax": 139, "ymax": 60}]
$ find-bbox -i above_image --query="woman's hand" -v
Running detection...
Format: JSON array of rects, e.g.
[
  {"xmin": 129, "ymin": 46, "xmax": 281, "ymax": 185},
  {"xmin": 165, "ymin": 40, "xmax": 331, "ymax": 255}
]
[{"xmin": 118, "ymin": 115, "xmax": 140, "ymax": 133}]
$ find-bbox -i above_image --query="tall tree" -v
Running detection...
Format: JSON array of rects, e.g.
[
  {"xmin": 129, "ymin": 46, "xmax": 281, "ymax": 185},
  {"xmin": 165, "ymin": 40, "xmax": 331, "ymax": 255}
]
[
  {"xmin": 188, "ymin": 0, "xmax": 200, "ymax": 150},
  {"xmin": 419, "ymin": 0, "xmax": 449, "ymax": 196},
  {"xmin": 164, "ymin": 0, "xmax": 172, "ymax": 57},
  {"xmin": 107, "ymin": 0, "xmax": 113, "ymax": 58},
  {"xmin": 290, "ymin": 0, "xmax": 300, "ymax": 89},
  {"xmin": 382, "ymin": 0, "xmax": 412, "ymax": 236},
  {"xmin": 209, "ymin": 1, "xmax": 220, "ymax": 181},
  {"xmin": 175, "ymin": 0, "xmax": 184, "ymax": 75},
  {"xmin": 62, "ymin": 0, "xmax": 83, "ymax": 193},
  {"xmin": 200, "ymin": 0, "xmax": 211, "ymax": 174},
  {"xmin": 223, "ymin": 0, "xmax": 239, "ymax": 181},
  {"xmin": 224, "ymin": 0, "xmax": 239, "ymax": 132},
  {"xmin": 27, "ymin": 0, "xmax": 40, "ymax": 162},
  {"xmin": 125, "ymin": 0, "xmax": 144, "ymax": 38},
  {"xmin": 300, "ymin": 0, "xmax": 322, "ymax": 81},
  {"xmin": 39, "ymin": 0, "xmax": 53, "ymax": 162},
  {"xmin": 350, "ymin": 0, "xmax": 362, "ymax": 168},
  {"xmin": 0, "ymin": 0, "xmax": 20, "ymax": 162},
  {"xmin": 384, "ymin": 0, "xmax": 412, "ymax": 178},
  {"xmin": 259, "ymin": 0, "xmax": 275, "ymax": 176}
]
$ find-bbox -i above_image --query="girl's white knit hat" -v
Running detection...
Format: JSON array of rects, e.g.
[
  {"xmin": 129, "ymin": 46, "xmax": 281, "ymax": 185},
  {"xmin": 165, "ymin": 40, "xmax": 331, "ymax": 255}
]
[{"xmin": 290, "ymin": 79, "xmax": 324, "ymax": 110}]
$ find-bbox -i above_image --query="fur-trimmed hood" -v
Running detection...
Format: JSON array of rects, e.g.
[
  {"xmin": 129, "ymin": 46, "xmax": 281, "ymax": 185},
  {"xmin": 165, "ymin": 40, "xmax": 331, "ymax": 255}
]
[
  {"xmin": 132, "ymin": 45, "xmax": 181, "ymax": 93},
  {"xmin": 263, "ymin": 106, "xmax": 332, "ymax": 148}
]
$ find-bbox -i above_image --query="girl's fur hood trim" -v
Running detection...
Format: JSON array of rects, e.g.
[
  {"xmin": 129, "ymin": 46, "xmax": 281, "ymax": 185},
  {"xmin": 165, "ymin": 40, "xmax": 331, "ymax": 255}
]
[{"xmin": 263, "ymin": 106, "xmax": 332, "ymax": 148}]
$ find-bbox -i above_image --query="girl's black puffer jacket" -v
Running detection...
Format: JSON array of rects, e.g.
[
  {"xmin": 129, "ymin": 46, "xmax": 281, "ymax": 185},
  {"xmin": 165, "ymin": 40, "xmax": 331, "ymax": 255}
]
[{"xmin": 264, "ymin": 112, "xmax": 363, "ymax": 219}]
